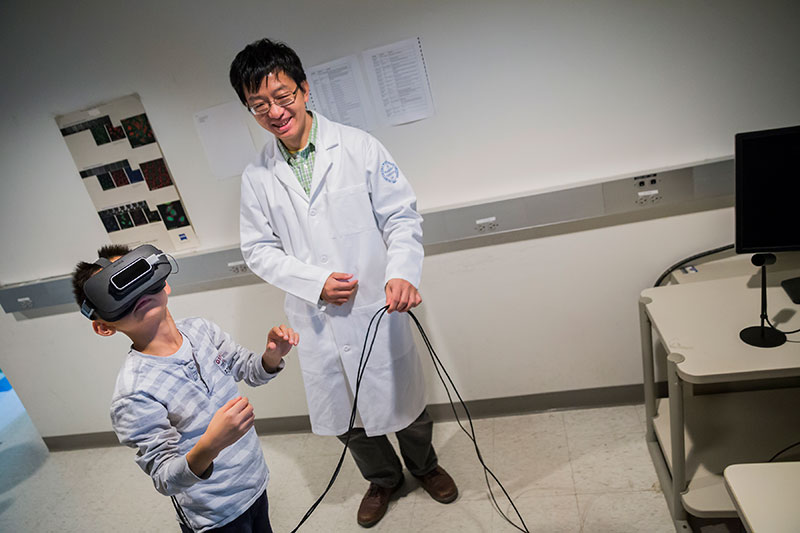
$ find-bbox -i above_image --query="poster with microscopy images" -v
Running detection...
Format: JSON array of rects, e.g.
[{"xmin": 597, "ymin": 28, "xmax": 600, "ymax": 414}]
[{"xmin": 57, "ymin": 94, "xmax": 197, "ymax": 253}]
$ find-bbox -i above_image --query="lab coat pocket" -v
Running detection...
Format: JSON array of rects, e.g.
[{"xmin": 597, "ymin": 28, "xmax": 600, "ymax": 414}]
[{"xmin": 325, "ymin": 184, "xmax": 376, "ymax": 237}]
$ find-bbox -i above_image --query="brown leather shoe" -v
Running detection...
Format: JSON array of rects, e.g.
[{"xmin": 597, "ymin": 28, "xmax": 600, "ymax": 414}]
[
  {"xmin": 357, "ymin": 478, "xmax": 403, "ymax": 528},
  {"xmin": 413, "ymin": 465, "xmax": 458, "ymax": 503}
]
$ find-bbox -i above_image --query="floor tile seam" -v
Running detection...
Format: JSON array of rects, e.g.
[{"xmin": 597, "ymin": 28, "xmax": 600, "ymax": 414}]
[
  {"xmin": 493, "ymin": 432, "xmax": 569, "ymax": 448},
  {"xmin": 508, "ymin": 485, "xmax": 579, "ymax": 503},
  {"xmin": 480, "ymin": 486, "xmax": 518, "ymax": 520},
  {"xmin": 564, "ymin": 428, "xmax": 648, "ymax": 441},
  {"xmin": 573, "ymin": 487, "xmax": 664, "ymax": 496},
  {"xmin": 561, "ymin": 416, "xmax": 585, "ymax": 533},
  {"xmin": 561, "ymin": 417, "xmax": 580, "ymax": 481},
  {"xmin": 505, "ymin": 485, "xmax": 577, "ymax": 496},
  {"xmin": 563, "ymin": 434, "xmax": 649, "ymax": 459},
  {"xmin": 489, "ymin": 503, "xmax": 528, "ymax": 533},
  {"xmin": 573, "ymin": 492, "xmax": 586, "ymax": 533}
]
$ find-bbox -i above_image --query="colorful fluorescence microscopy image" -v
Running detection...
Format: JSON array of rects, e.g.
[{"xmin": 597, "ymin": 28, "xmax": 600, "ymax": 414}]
[
  {"xmin": 121, "ymin": 113, "xmax": 156, "ymax": 148},
  {"xmin": 140, "ymin": 158, "xmax": 173, "ymax": 191},
  {"xmin": 89, "ymin": 122, "xmax": 111, "ymax": 145},
  {"xmin": 61, "ymin": 115, "xmax": 126, "ymax": 146},
  {"xmin": 116, "ymin": 212, "xmax": 134, "ymax": 230},
  {"xmin": 96, "ymin": 173, "xmax": 115, "ymax": 191},
  {"xmin": 111, "ymin": 169, "xmax": 130, "ymax": 187},
  {"xmin": 145, "ymin": 208, "xmax": 162, "ymax": 223},
  {"xmin": 98, "ymin": 210, "xmax": 120, "ymax": 233},
  {"xmin": 157, "ymin": 200, "xmax": 190, "ymax": 230},
  {"xmin": 105, "ymin": 123, "xmax": 126, "ymax": 141},
  {"xmin": 130, "ymin": 207, "xmax": 148, "ymax": 226},
  {"xmin": 125, "ymin": 167, "xmax": 144, "ymax": 183}
]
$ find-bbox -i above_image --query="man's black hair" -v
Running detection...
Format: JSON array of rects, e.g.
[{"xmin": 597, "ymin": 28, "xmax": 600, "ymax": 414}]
[
  {"xmin": 229, "ymin": 38, "xmax": 307, "ymax": 106},
  {"xmin": 71, "ymin": 244, "xmax": 132, "ymax": 308}
]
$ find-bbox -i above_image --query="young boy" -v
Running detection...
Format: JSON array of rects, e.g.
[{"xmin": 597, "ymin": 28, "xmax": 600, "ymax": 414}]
[
  {"xmin": 230, "ymin": 39, "xmax": 457, "ymax": 528},
  {"xmin": 72, "ymin": 244, "xmax": 298, "ymax": 532}
]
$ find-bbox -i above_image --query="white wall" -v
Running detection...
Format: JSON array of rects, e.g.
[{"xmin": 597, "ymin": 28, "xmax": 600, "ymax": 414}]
[{"xmin": 0, "ymin": 0, "xmax": 798, "ymax": 438}]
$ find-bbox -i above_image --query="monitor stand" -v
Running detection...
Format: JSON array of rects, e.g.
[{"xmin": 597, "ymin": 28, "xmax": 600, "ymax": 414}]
[{"xmin": 740, "ymin": 254, "xmax": 787, "ymax": 348}]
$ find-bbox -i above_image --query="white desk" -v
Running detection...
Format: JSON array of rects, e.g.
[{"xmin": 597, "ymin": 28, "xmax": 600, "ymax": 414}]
[
  {"xmin": 668, "ymin": 250, "xmax": 800, "ymax": 285},
  {"xmin": 724, "ymin": 462, "xmax": 800, "ymax": 533},
  {"xmin": 639, "ymin": 269, "xmax": 800, "ymax": 532}
]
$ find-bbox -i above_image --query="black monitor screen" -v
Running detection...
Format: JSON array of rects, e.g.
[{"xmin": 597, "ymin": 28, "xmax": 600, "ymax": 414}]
[{"xmin": 735, "ymin": 125, "xmax": 800, "ymax": 253}]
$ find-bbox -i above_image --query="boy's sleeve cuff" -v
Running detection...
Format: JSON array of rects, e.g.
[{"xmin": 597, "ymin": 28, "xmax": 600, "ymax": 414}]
[
  {"xmin": 197, "ymin": 462, "xmax": 214, "ymax": 480},
  {"xmin": 257, "ymin": 358, "xmax": 285, "ymax": 381},
  {"xmin": 173, "ymin": 455, "xmax": 214, "ymax": 488}
]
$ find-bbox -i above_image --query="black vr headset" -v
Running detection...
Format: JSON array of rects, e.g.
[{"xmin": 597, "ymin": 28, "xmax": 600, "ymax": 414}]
[{"xmin": 80, "ymin": 244, "xmax": 173, "ymax": 321}]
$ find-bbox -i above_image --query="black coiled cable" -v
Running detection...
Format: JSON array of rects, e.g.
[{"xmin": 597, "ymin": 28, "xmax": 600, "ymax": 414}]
[{"xmin": 290, "ymin": 306, "xmax": 530, "ymax": 532}]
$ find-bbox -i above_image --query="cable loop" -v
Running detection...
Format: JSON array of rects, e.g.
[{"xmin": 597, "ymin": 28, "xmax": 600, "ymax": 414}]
[{"xmin": 290, "ymin": 306, "xmax": 530, "ymax": 532}]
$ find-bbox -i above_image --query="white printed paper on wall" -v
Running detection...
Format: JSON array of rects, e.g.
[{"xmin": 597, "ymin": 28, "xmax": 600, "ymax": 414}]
[
  {"xmin": 307, "ymin": 55, "xmax": 377, "ymax": 132},
  {"xmin": 362, "ymin": 37, "xmax": 435, "ymax": 126},
  {"xmin": 57, "ymin": 94, "xmax": 198, "ymax": 253},
  {"xmin": 193, "ymin": 101, "xmax": 258, "ymax": 180}
]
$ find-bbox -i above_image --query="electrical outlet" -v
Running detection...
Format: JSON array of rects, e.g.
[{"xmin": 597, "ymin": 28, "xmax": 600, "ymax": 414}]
[
  {"xmin": 17, "ymin": 297, "xmax": 33, "ymax": 309},
  {"xmin": 633, "ymin": 174, "xmax": 662, "ymax": 206},
  {"xmin": 227, "ymin": 261, "xmax": 249, "ymax": 275},
  {"xmin": 475, "ymin": 216, "xmax": 499, "ymax": 233}
]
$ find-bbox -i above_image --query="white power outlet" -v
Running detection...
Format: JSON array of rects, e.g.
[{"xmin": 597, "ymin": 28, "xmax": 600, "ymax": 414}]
[
  {"xmin": 475, "ymin": 216, "xmax": 499, "ymax": 233},
  {"xmin": 227, "ymin": 261, "xmax": 249, "ymax": 275},
  {"xmin": 634, "ymin": 174, "xmax": 662, "ymax": 206}
]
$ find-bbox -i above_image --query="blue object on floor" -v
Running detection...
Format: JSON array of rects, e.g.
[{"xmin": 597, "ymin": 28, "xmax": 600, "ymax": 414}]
[{"xmin": 0, "ymin": 376, "xmax": 11, "ymax": 392}]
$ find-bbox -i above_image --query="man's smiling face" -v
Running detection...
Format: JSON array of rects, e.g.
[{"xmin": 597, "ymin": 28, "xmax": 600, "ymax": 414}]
[{"xmin": 244, "ymin": 70, "xmax": 310, "ymax": 152}]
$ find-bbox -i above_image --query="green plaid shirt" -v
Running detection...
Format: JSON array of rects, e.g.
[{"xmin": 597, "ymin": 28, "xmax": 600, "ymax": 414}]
[{"xmin": 277, "ymin": 112, "xmax": 318, "ymax": 196}]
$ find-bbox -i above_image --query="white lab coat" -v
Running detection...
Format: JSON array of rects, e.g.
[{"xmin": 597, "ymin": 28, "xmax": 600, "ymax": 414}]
[{"xmin": 240, "ymin": 112, "xmax": 426, "ymax": 437}]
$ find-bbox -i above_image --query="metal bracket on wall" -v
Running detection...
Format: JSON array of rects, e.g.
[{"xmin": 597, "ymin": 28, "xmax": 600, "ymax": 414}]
[{"xmin": 0, "ymin": 157, "xmax": 733, "ymax": 317}]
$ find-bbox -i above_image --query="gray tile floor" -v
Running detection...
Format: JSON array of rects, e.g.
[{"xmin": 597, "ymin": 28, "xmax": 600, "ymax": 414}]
[{"xmin": 0, "ymin": 386, "xmax": 739, "ymax": 532}]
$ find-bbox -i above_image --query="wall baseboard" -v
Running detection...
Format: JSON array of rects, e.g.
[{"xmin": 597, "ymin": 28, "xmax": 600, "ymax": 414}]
[
  {"xmin": 42, "ymin": 382, "xmax": 655, "ymax": 451},
  {"xmin": 426, "ymin": 383, "xmax": 648, "ymax": 422}
]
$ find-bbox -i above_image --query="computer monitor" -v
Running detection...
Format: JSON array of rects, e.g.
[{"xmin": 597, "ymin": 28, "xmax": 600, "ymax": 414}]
[
  {"xmin": 735, "ymin": 124, "xmax": 800, "ymax": 253},
  {"xmin": 735, "ymin": 124, "xmax": 800, "ymax": 347}
]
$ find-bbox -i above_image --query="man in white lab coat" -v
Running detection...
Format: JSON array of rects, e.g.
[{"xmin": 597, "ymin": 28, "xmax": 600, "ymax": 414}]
[{"xmin": 230, "ymin": 39, "xmax": 457, "ymax": 528}]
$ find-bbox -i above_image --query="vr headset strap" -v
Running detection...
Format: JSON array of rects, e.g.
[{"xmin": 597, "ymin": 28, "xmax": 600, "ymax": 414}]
[
  {"xmin": 80, "ymin": 301, "xmax": 95, "ymax": 319},
  {"xmin": 80, "ymin": 257, "xmax": 114, "ymax": 319}
]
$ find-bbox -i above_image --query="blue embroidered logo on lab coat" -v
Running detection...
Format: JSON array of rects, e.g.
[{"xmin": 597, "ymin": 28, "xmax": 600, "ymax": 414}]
[{"xmin": 381, "ymin": 161, "xmax": 399, "ymax": 183}]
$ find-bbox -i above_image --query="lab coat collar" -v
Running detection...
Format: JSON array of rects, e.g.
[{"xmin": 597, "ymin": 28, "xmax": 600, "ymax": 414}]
[
  {"xmin": 268, "ymin": 134, "xmax": 309, "ymax": 201},
  {"xmin": 264, "ymin": 112, "xmax": 338, "ymax": 205},
  {"xmin": 307, "ymin": 113, "xmax": 337, "ymax": 203}
]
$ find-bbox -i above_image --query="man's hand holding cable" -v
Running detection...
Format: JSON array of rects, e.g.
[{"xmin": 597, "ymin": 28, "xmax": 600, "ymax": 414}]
[
  {"xmin": 262, "ymin": 324, "xmax": 298, "ymax": 372},
  {"xmin": 321, "ymin": 272, "xmax": 358, "ymax": 306},
  {"xmin": 385, "ymin": 278, "xmax": 422, "ymax": 313}
]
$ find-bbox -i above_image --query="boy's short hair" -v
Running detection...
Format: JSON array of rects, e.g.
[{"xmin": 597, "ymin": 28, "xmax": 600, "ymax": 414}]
[
  {"xmin": 71, "ymin": 244, "xmax": 131, "ymax": 308},
  {"xmin": 229, "ymin": 38, "xmax": 307, "ymax": 106}
]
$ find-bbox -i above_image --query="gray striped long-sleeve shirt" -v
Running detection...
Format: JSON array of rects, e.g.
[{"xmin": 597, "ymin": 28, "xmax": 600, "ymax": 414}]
[{"xmin": 110, "ymin": 317, "xmax": 284, "ymax": 532}]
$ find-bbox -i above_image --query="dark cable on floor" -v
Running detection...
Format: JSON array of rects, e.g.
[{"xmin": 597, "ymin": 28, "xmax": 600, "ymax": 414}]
[
  {"xmin": 290, "ymin": 306, "xmax": 530, "ymax": 532},
  {"xmin": 407, "ymin": 309, "xmax": 530, "ymax": 533},
  {"xmin": 653, "ymin": 244, "xmax": 733, "ymax": 287},
  {"xmin": 289, "ymin": 306, "xmax": 388, "ymax": 533}
]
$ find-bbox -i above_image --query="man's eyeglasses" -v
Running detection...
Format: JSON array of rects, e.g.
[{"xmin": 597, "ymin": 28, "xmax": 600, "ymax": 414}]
[{"xmin": 248, "ymin": 85, "xmax": 302, "ymax": 116}]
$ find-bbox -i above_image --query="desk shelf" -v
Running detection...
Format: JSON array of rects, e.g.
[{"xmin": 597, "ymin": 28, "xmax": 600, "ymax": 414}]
[
  {"xmin": 724, "ymin": 462, "xmax": 800, "ymax": 533},
  {"xmin": 653, "ymin": 388, "xmax": 800, "ymax": 518}
]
